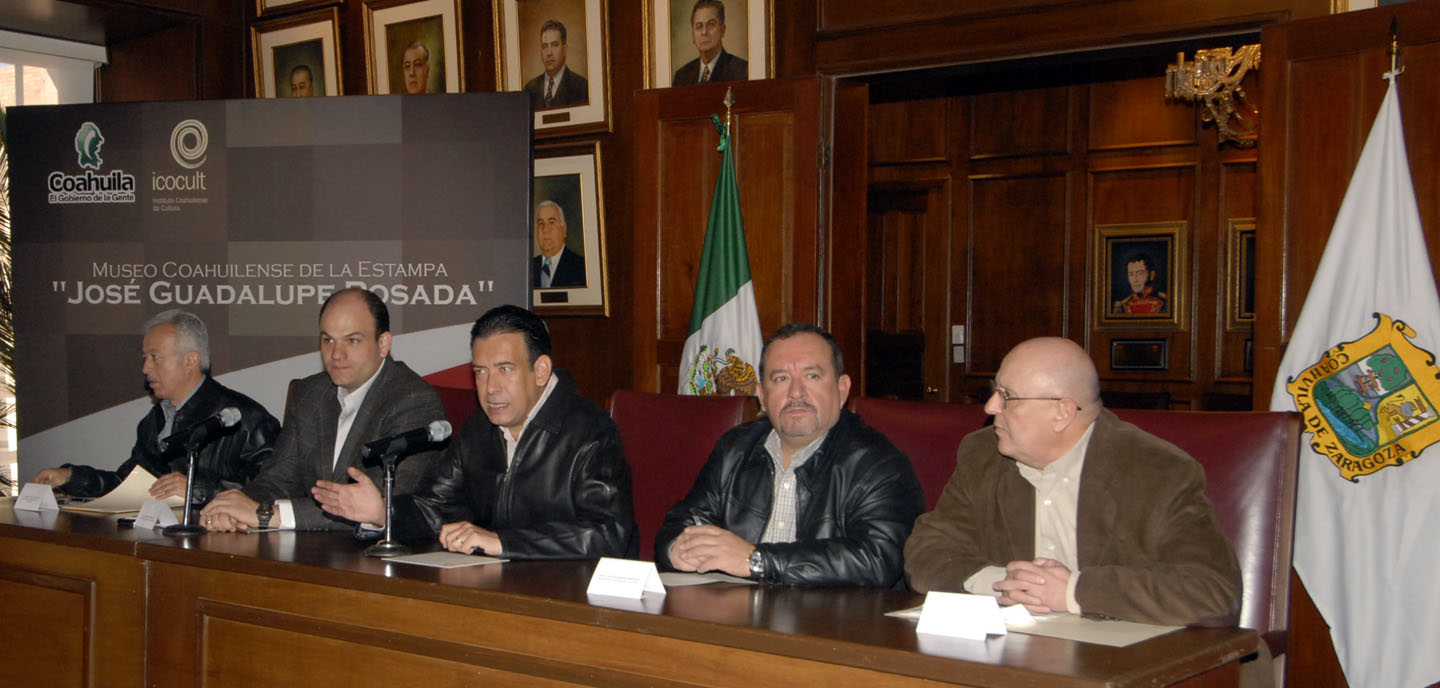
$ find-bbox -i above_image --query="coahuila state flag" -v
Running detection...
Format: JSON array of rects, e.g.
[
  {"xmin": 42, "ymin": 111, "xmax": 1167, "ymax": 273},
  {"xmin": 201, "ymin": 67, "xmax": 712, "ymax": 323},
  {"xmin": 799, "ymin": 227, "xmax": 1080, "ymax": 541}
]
[
  {"xmin": 1269, "ymin": 76, "xmax": 1440, "ymax": 688},
  {"xmin": 678, "ymin": 114, "xmax": 762, "ymax": 396}
]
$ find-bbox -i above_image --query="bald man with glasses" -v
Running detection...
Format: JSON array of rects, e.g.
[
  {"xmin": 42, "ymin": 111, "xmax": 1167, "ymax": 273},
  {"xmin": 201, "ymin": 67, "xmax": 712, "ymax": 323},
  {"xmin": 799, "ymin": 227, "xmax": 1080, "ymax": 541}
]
[{"xmin": 903, "ymin": 337, "xmax": 1240, "ymax": 627}]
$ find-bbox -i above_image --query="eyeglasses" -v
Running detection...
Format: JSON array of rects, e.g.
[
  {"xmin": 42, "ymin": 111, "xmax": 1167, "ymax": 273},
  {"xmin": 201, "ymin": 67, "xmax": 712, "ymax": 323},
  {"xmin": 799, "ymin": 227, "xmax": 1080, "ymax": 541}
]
[{"xmin": 989, "ymin": 381, "xmax": 1082, "ymax": 411}]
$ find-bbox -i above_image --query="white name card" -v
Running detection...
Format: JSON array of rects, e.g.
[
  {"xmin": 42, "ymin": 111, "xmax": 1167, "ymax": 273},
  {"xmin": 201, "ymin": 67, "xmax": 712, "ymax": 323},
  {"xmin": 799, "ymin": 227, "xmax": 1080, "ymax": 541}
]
[
  {"xmin": 15, "ymin": 483, "xmax": 60, "ymax": 513},
  {"xmin": 586, "ymin": 557, "xmax": 667, "ymax": 599},
  {"xmin": 134, "ymin": 498, "xmax": 180, "ymax": 529},
  {"xmin": 916, "ymin": 591, "xmax": 1009, "ymax": 641}
]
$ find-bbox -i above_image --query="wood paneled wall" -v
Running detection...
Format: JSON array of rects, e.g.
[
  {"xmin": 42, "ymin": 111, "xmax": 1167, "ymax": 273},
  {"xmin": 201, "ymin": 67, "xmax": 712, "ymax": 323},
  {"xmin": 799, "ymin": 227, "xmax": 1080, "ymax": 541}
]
[{"xmin": 867, "ymin": 57, "xmax": 1261, "ymax": 408}]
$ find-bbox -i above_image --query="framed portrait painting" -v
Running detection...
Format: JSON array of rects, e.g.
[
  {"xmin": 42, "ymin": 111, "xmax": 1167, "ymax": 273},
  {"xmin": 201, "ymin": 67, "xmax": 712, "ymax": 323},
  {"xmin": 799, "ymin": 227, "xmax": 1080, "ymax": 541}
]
[
  {"xmin": 647, "ymin": 0, "xmax": 769, "ymax": 88},
  {"xmin": 497, "ymin": 0, "xmax": 610, "ymax": 136},
  {"xmin": 532, "ymin": 141, "xmax": 608, "ymax": 316},
  {"xmin": 256, "ymin": 0, "xmax": 341, "ymax": 18},
  {"xmin": 364, "ymin": 0, "xmax": 464, "ymax": 94},
  {"xmin": 251, "ymin": 8, "xmax": 343, "ymax": 98},
  {"xmin": 1226, "ymin": 218, "xmax": 1257, "ymax": 331},
  {"xmin": 1094, "ymin": 221, "xmax": 1187, "ymax": 328}
]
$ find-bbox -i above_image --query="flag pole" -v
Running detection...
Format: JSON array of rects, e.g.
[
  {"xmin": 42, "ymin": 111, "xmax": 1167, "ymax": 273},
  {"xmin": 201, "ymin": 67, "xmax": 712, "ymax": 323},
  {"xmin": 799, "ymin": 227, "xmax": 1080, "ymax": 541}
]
[
  {"xmin": 723, "ymin": 87, "xmax": 734, "ymax": 139},
  {"xmin": 1387, "ymin": 16, "xmax": 1404, "ymax": 79}
]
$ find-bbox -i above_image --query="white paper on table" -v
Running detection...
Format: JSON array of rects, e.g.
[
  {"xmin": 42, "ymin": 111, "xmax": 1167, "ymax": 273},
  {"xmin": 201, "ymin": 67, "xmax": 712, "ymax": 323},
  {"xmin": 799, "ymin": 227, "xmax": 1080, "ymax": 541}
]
[
  {"xmin": 887, "ymin": 603, "xmax": 1182, "ymax": 647},
  {"xmin": 587, "ymin": 557, "xmax": 667, "ymax": 598},
  {"xmin": 60, "ymin": 470, "xmax": 184, "ymax": 514},
  {"xmin": 134, "ymin": 498, "xmax": 181, "ymax": 529},
  {"xmin": 915, "ymin": 591, "xmax": 1008, "ymax": 640},
  {"xmin": 658, "ymin": 571, "xmax": 757, "ymax": 587},
  {"xmin": 1011, "ymin": 613, "xmax": 1181, "ymax": 647},
  {"xmin": 15, "ymin": 483, "xmax": 60, "ymax": 512},
  {"xmin": 385, "ymin": 551, "xmax": 507, "ymax": 568}
]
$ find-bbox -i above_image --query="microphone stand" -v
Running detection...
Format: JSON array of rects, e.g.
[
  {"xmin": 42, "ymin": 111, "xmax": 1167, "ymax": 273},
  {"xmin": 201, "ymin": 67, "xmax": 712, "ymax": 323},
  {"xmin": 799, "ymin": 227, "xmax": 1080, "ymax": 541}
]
[
  {"xmin": 364, "ymin": 450, "xmax": 410, "ymax": 557},
  {"xmin": 163, "ymin": 444, "xmax": 207, "ymax": 535}
]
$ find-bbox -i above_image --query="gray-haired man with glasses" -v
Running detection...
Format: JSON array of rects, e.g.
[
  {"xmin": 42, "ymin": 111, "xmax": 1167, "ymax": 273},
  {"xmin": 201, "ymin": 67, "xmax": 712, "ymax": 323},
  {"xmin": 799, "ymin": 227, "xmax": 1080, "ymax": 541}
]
[{"xmin": 904, "ymin": 336, "xmax": 1240, "ymax": 627}]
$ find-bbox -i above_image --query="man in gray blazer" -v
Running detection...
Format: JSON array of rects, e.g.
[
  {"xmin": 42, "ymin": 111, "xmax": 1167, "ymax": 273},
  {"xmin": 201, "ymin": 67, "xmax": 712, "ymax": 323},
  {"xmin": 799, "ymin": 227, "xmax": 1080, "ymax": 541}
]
[{"xmin": 201, "ymin": 288, "xmax": 445, "ymax": 531}]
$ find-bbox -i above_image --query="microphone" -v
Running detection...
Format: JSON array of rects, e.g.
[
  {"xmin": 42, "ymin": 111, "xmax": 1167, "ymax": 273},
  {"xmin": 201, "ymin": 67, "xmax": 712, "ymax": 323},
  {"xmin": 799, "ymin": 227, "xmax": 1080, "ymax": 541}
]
[
  {"xmin": 361, "ymin": 420, "xmax": 451, "ymax": 462},
  {"xmin": 162, "ymin": 407, "xmax": 242, "ymax": 452}
]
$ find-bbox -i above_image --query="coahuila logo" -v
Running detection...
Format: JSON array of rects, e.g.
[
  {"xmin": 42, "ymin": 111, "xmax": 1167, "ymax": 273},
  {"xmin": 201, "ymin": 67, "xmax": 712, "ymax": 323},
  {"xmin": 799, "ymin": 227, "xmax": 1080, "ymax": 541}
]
[
  {"xmin": 47, "ymin": 121, "xmax": 137, "ymax": 204},
  {"xmin": 152, "ymin": 118, "xmax": 209, "ymax": 191},
  {"xmin": 1286, "ymin": 313, "xmax": 1440, "ymax": 481}
]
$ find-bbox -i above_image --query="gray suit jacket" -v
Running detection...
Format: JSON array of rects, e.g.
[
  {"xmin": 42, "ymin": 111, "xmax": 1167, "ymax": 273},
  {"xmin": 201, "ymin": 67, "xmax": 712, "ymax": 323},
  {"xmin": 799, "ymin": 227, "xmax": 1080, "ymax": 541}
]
[
  {"xmin": 904, "ymin": 409, "xmax": 1241, "ymax": 626},
  {"xmin": 243, "ymin": 357, "xmax": 445, "ymax": 530}
]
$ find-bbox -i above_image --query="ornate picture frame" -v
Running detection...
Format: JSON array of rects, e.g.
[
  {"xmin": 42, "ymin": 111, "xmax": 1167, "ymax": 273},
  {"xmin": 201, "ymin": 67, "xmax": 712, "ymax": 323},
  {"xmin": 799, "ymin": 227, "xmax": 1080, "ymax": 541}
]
[
  {"xmin": 646, "ymin": 0, "xmax": 770, "ymax": 88},
  {"xmin": 1226, "ymin": 218, "xmax": 1257, "ymax": 331},
  {"xmin": 496, "ymin": 0, "xmax": 611, "ymax": 136},
  {"xmin": 364, "ymin": 0, "xmax": 465, "ymax": 94},
  {"xmin": 251, "ymin": 8, "xmax": 343, "ymax": 98},
  {"xmin": 256, "ymin": 0, "xmax": 342, "ymax": 18},
  {"xmin": 532, "ymin": 141, "xmax": 609, "ymax": 316},
  {"xmin": 1094, "ymin": 221, "xmax": 1187, "ymax": 329}
]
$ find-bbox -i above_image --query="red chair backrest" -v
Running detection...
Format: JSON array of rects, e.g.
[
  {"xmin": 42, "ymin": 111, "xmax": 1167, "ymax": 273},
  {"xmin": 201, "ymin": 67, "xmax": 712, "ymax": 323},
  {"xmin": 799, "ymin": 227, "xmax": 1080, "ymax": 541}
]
[
  {"xmin": 1113, "ymin": 409, "xmax": 1300, "ymax": 650},
  {"xmin": 609, "ymin": 390, "xmax": 747, "ymax": 561},
  {"xmin": 849, "ymin": 397, "xmax": 990, "ymax": 510}
]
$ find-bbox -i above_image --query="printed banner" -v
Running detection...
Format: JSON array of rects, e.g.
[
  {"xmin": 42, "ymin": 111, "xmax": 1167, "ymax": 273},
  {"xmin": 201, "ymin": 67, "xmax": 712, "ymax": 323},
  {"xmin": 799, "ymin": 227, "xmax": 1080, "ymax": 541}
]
[{"xmin": 8, "ymin": 95, "xmax": 532, "ymax": 475}]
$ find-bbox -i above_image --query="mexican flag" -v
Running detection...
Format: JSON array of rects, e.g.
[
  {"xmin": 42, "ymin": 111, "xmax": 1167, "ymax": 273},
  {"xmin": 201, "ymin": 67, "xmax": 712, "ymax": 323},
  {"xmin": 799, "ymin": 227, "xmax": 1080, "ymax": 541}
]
[{"xmin": 678, "ymin": 114, "xmax": 762, "ymax": 396}]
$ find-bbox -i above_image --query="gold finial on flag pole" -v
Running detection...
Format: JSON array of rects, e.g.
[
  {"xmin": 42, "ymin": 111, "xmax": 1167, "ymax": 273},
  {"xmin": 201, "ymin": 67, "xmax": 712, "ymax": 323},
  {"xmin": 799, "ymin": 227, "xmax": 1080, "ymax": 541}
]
[
  {"xmin": 723, "ymin": 87, "xmax": 735, "ymax": 138},
  {"xmin": 1387, "ymin": 16, "xmax": 1404, "ymax": 79}
]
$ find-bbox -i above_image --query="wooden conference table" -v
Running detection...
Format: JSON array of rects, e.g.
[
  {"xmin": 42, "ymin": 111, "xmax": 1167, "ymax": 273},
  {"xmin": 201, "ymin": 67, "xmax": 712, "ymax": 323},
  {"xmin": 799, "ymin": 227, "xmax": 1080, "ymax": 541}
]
[{"xmin": 0, "ymin": 502, "xmax": 1257, "ymax": 687}]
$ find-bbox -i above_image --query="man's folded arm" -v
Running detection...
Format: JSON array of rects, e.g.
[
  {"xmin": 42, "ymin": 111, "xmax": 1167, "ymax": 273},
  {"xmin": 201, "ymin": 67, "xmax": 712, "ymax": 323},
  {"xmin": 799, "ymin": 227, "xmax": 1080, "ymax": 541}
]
[
  {"xmin": 654, "ymin": 439, "xmax": 736, "ymax": 569},
  {"xmin": 759, "ymin": 454, "xmax": 925, "ymax": 587}
]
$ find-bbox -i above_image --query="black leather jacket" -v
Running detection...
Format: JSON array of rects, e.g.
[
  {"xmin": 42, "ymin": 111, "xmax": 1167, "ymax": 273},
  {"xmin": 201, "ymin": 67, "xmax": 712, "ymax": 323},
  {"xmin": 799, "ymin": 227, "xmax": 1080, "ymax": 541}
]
[
  {"xmin": 655, "ymin": 410, "xmax": 925, "ymax": 587},
  {"xmin": 388, "ymin": 370, "xmax": 637, "ymax": 559},
  {"xmin": 62, "ymin": 377, "xmax": 280, "ymax": 504}
]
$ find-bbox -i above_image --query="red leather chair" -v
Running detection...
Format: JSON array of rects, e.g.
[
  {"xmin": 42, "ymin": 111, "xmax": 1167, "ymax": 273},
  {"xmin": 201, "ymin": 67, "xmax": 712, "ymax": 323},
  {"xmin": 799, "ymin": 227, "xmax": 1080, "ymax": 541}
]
[
  {"xmin": 423, "ymin": 363, "xmax": 482, "ymax": 432},
  {"xmin": 609, "ymin": 390, "xmax": 747, "ymax": 561},
  {"xmin": 1113, "ymin": 409, "xmax": 1300, "ymax": 656},
  {"xmin": 850, "ymin": 397, "xmax": 990, "ymax": 509}
]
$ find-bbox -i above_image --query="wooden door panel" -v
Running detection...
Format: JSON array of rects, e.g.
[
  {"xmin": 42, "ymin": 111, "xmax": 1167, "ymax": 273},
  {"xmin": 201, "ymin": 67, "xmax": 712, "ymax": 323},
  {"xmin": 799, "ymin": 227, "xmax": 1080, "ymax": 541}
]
[
  {"xmin": 971, "ymin": 86, "xmax": 1071, "ymax": 158},
  {"xmin": 1090, "ymin": 75, "xmax": 1198, "ymax": 150},
  {"xmin": 866, "ymin": 182, "xmax": 952, "ymax": 399},
  {"xmin": 1090, "ymin": 165, "xmax": 1197, "ymax": 225},
  {"xmin": 967, "ymin": 173, "xmax": 1069, "ymax": 374}
]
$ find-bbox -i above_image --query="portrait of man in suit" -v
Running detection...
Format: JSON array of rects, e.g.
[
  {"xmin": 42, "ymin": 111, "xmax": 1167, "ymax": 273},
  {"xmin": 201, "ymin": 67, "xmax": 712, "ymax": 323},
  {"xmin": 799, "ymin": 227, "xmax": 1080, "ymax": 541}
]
[
  {"xmin": 532, "ymin": 199, "xmax": 586, "ymax": 288},
  {"xmin": 522, "ymin": 19, "xmax": 589, "ymax": 109},
  {"xmin": 289, "ymin": 65, "xmax": 315, "ymax": 97},
  {"xmin": 672, "ymin": 0, "xmax": 749, "ymax": 86},
  {"xmin": 384, "ymin": 15, "xmax": 444, "ymax": 94},
  {"xmin": 401, "ymin": 41, "xmax": 432, "ymax": 94},
  {"xmin": 271, "ymin": 38, "xmax": 324, "ymax": 98}
]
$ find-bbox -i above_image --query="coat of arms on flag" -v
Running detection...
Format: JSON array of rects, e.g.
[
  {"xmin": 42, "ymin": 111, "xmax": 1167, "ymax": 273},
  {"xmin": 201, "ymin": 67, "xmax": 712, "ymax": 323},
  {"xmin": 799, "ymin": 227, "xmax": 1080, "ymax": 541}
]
[{"xmin": 1285, "ymin": 313, "xmax": 1440, "ymax": 481}]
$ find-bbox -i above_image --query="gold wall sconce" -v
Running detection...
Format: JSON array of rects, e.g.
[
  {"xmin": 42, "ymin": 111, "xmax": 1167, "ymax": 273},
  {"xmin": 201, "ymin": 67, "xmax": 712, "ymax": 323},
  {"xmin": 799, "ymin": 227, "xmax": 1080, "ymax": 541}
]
[{"xmin": 1165, "ymin": 45, "xmax": 1261, "ymax": 147}]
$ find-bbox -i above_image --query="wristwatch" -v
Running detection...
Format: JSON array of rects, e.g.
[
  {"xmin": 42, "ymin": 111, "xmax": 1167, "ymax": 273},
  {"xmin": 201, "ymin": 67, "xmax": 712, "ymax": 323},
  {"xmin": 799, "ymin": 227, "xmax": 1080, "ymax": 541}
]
[
  {"xmin": 747, "ymin": 549, "xmax": 764, "ymax": 579},
  {"xmin": 256, "ymin": 501, "xmax": 275, "ymax": 529}
]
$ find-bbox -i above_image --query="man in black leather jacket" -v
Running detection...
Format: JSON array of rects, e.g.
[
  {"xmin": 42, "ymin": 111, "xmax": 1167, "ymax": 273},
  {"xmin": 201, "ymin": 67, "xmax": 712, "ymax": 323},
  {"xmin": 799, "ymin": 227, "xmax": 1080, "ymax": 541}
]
[
  {"xmin": 314, "ymin": 305, "xmax": 636, "ymax": 559},
  {"xmin": 33, "ymin": 310, "xmax": 279, "ymax": 505},
  {"xmin": 655, "ymin": 323, "xmax": 924, "ymax": 587}
]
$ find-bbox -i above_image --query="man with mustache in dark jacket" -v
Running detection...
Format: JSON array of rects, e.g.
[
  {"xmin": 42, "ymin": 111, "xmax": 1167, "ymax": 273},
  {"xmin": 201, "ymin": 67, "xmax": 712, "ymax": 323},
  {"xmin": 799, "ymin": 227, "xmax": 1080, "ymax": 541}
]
[{"xmin": 655, "ymin": 322, "xmax": 924, "ymax": 586}]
